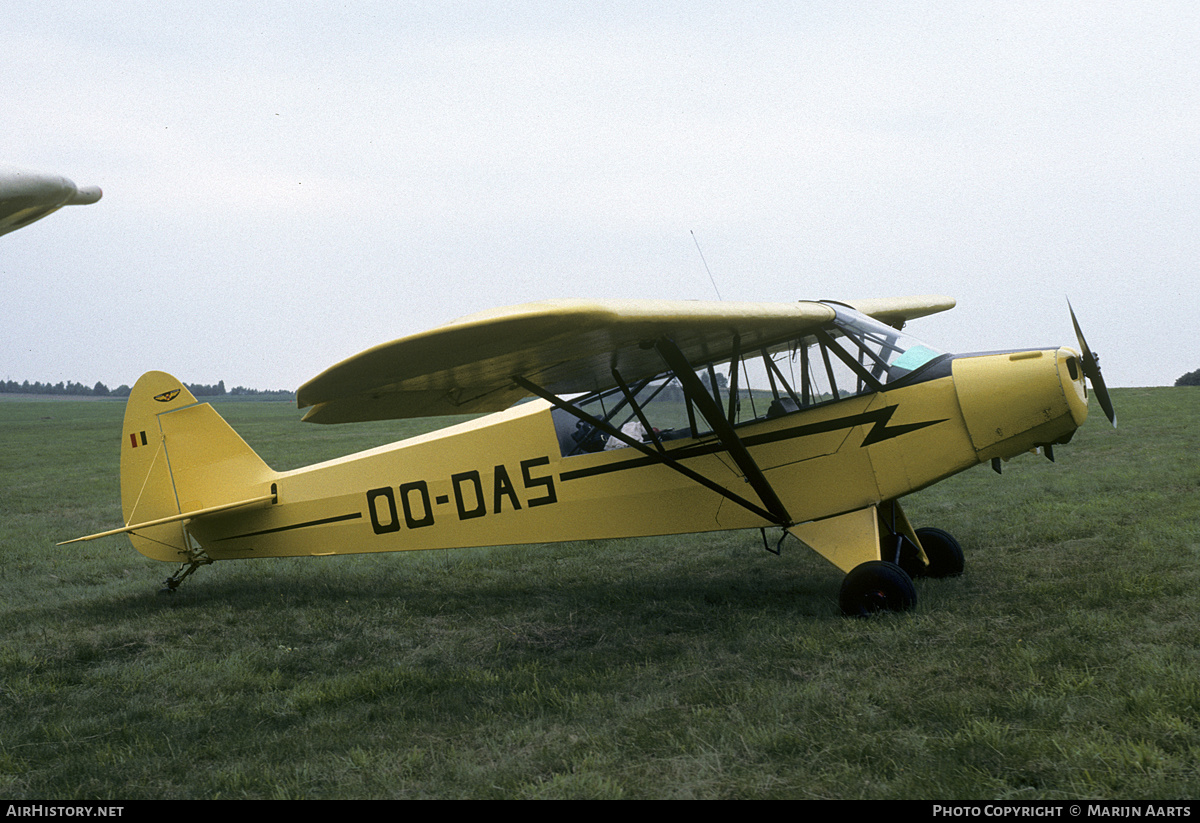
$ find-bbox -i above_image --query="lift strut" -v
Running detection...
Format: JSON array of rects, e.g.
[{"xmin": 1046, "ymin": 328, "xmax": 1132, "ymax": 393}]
[
  {"xmin": 512, "ymin": 335, "xmax": 794, "ymax": 528},
  {"xmin": 653, "ymin": 337, "xmax": 793, "ymax": 527}
]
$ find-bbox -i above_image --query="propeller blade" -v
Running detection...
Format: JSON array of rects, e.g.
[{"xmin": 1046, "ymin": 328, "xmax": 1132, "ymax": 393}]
[{"xmin": 1068, "ymin": 300, "xmax": 1117, "ymax": 427}]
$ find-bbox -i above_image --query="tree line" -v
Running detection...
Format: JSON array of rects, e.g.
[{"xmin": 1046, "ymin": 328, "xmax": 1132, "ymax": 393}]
[{"xmin": 0, "ymin": 379, "xmax": 295, "ymax": 399}]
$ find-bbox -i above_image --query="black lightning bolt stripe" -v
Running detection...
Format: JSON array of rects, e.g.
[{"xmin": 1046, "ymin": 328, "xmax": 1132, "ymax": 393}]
[
  {"xmin": 217, "ymin": 511, "xmax": 362, "ymax": 541},
  {"xmin": 855, "ymin": 406, "xmax": 948, "ymax": 447},
  {"xmin": 560, "ymin": 406, "xmax": 945, "ymax": 483}
]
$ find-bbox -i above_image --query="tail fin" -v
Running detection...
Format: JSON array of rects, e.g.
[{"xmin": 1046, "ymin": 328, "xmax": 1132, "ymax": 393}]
[{"xmin": 119, "ymin": 371, "xmax": 277, "ymax": 561}]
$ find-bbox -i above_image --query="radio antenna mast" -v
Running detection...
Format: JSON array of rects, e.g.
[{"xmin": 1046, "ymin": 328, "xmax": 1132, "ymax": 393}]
[{"xmin": 691, "ymin": 230, "xmax": 723, "ymax": 301}]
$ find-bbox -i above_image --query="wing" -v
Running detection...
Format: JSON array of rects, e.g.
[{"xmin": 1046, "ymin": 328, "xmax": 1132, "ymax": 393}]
[
  {"xmin": 297, "ymin": 296, "xmax": 954, "ymax": 424},
  {"xmin": 0, "ymin": 166, "xmax": 102, "ymax": 237},
  {"xmin": 839, "ymin": 295, "xmax": 955, "ymax": 329}
]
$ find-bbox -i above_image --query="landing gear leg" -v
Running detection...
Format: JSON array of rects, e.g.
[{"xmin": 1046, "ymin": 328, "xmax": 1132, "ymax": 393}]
[{"xmin": 787, "ymin": 501, "xmax": 962, "ymax": 615}]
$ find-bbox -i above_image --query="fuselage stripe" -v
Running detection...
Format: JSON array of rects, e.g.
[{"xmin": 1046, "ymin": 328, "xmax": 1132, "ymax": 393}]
[
  {"xmin": 218, "ymin": 511, "xmax": 363, "ymax": 541},
  {"xmin": 561, "ymin": 407, "xmax": 945, "ymax": 482}
]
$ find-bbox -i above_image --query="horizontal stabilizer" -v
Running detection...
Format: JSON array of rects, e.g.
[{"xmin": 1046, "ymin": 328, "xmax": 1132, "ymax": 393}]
[{"xmin": 58, "ymin": 494, "xmax": 277, "ymax": 545}]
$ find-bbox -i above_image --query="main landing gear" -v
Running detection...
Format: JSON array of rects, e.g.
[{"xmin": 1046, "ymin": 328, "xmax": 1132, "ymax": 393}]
[
  {"xmin": 837, "ymin": 526, "xmax": 964, "ymax": 617},
  {"xmin": 839, "ymin": 560, "xmax": 916, "ymax": 616},
  {"xmin": 914, "ymin": 527, "xmax": 965, "ymax": 578}
]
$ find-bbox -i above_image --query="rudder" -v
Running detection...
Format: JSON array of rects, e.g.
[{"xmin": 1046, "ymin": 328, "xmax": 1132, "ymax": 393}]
[{"xmin": 120, "ymin": 371, "xmax": 276, "ymax": 562}]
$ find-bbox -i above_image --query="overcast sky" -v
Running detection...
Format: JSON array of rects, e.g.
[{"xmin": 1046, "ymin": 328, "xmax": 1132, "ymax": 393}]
[{"xmin": 3, "ymin": 2, "xmax": 1196, "ymax": 393}]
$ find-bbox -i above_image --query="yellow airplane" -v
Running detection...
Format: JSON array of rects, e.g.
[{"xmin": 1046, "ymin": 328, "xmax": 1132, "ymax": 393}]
[{"xmin": 63, "ymin": 296, "xmax": 1116, "ymax": 615}]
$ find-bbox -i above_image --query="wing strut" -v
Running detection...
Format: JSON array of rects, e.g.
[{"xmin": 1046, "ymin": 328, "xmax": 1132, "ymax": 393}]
[
  {"xmin": 512, "ymin": 375, "xmax": 788, "ymax": 526},
  {"xmin": 653, "ymin": 337, "xmax": 793, "ymax": 527}
]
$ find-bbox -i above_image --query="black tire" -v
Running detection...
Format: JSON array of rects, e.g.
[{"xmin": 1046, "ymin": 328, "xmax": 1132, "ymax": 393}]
[
  {"xmin": 915, "ymin": 527, "xmax": 964, "ymax": 578},
  {"xmin": 839, "ymin": 560, "xmax": 917, "ymax": 616}
]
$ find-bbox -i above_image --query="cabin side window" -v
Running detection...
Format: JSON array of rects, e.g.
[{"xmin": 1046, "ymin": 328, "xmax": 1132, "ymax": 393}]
[
  {"xmin": 550, "ymin": 309, "xmax": 946, "ymax": 457},
  {"xmin": 550, "ymin": 376, "xmax": 695, "ymax": 456}
]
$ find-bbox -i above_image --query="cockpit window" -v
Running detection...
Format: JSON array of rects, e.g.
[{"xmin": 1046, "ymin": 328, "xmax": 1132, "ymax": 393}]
[
  {"xmin": 827, "ymin": 307, "xmax": 944, "ymax": 385},
  {"xmin": 550, "ymin": 306, "xmax": 947, "ymax": 456}
]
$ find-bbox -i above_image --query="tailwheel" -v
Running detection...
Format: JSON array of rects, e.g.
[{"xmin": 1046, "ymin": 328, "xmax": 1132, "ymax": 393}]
[
  {"xmin": 914, "ymin": 527, "xmax": 964, "ymax": 578},
  {"xmin": 839, "ymin": 560, "xmax": 917, "ymax": 616},
  {"xmin": 157, "ymin": 556, "xmax": 212, "ymax": 594}
]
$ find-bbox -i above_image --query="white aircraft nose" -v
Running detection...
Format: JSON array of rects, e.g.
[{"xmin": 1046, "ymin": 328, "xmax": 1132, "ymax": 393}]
[
  {"xmin": 0, "ymin": 166, "xmax": 102, "ymax": 236},
  {"xmin": 68, "ymin": 185, "xmax": 103, "ymax": 205}
]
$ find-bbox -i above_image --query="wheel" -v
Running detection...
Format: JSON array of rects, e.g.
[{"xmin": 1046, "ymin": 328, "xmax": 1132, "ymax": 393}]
[
  {"xmin": 839, "ymin": 561, "xmax": 917, "ymax": 616},
  {"xmin": 915, "ymin": 527, "xmax": 964, "ymax": 578}
]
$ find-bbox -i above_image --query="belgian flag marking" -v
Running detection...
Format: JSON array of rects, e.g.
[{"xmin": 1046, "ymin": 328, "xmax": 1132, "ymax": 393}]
[{"xmin": 129, "ymin": 431, "xmax": 148, "ymax": 448}]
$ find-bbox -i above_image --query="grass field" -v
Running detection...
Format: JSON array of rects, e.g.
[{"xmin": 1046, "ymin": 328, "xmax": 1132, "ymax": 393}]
[{"xmin": 1, "ymin": 388, "xmax": 1197, "ymax": 799}]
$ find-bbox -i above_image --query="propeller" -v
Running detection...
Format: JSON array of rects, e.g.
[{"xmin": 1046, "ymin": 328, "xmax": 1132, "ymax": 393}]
[{"xmin": 1068, "ymin": 300, "xmax": 1117, "ymax": 427}]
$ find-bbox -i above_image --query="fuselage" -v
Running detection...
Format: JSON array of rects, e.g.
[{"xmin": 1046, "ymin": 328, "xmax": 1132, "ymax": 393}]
[{"xmin": 184, "ymin": 344, "xmax": 1089, "ymax": 562}]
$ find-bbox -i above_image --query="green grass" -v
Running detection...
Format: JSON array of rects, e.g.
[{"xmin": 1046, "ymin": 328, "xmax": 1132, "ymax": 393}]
[{"xmin": 1, "ymin": 389, "xmax": 1197, "ymax": 798}]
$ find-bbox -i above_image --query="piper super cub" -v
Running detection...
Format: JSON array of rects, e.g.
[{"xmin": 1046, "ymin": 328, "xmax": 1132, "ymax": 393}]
[{"xmin": 64, "ymin": 296, "xmax": 1115, "ymax": 615}]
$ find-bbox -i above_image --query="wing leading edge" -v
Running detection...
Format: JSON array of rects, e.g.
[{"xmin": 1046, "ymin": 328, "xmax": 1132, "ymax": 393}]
[{"xmin": 297, "ymin": 296, "xmax": 954, "ymax": 424}]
